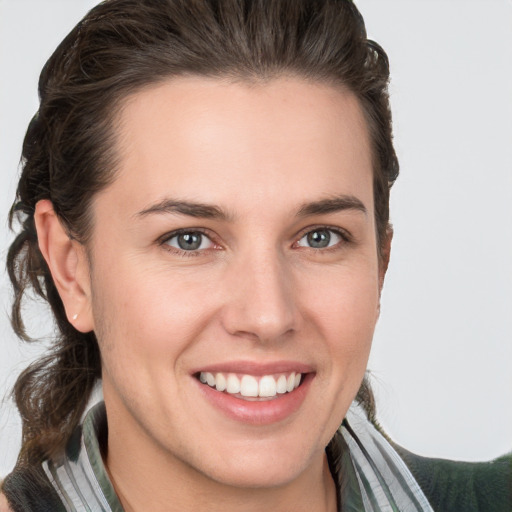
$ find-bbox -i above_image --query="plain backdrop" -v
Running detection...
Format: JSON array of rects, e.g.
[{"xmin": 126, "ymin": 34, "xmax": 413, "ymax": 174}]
[{"xmin": 1, "ymin": 0, "xmax": 511, "ymax": 476}]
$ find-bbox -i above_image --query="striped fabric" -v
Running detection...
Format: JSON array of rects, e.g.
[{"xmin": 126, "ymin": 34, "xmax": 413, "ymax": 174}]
[
  {"xmin": 41, "ymin": 401, "xmax": 433, "ymax": 511},
  {"xmin": 42, "ymin": 404, "xmax": 123, "ymax": 512},
  {"xmin": 340, "ymin": 404, "xmax": 433, "ymax": 511}
]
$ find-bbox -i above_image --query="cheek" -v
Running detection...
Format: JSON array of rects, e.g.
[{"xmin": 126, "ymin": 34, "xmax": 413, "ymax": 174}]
[
  {"xmin": 300, "ymin": 266, "xmax": 379, "ymax": 437},
  {"xmin": 304, "ymin": 265, "xmax": 380, "ymax": 343},
  {"xmin": 302, "ymin": 264, "xmax": 379, "ymax": 390},
  {"xmin": 91, "ymin": 261, "xmax": 213, "ymax": 377}
]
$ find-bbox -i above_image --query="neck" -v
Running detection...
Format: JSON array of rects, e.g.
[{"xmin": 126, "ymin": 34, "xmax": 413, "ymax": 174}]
[
  {"xmin": 104, "ymin": 409, "xmax": 337, "ymax": 512},
  {"xmin": 108, "ymin": 454, "xmax": 336, "ymax": 512}
]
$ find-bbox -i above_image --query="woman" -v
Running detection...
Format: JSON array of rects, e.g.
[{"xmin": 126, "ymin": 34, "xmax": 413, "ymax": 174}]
[{"xmin": 1, "ymin": 1, "xmax": 510, "ymax": 510}]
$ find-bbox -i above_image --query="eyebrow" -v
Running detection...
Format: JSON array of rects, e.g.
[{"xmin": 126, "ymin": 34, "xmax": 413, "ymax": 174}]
[
  {"xmin": 296, "ymin": 195, "xmax": 367, "ymax": 217},
  {"xmin": 136, "ymin": 199, "xmax": 232, "ymax": 221},
  {"xmin": 136, "ymin": 194, "xmax": 366, "ymax": 221}
]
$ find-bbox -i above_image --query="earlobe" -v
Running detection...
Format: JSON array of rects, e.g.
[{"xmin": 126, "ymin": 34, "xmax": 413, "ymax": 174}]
[{"xmin": 34, "ymin": 200, "xmax": 94, "ymax": 333}]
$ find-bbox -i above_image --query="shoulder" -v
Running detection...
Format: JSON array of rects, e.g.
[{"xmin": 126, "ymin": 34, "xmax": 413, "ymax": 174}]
[
  {"xmin": 0, "ymin": 492, "xmax": 13, "ymax": 512},
  {"xmin": 394, "ymin": 444, "xmax": 512, "ymax": 512}
]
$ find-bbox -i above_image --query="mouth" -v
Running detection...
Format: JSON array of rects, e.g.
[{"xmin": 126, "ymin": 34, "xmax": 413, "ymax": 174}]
[
  {"xmin": 196, "ymin": 371, "xmax": 303, "ymax": 401},
  {"xmin": 193, "ymin": 364, "xmax": 313, "ymax": 425}
]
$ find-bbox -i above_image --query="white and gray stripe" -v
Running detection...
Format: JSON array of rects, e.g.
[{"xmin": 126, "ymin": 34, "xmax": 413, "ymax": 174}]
[{"xmin": 341, "ymin": 404, "xmax": 434, "ymax": 512}]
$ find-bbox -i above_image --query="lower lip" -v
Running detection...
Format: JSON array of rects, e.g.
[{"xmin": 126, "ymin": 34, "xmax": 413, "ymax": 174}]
[{"xmin": 195, "ymin": 374, "xmax": 314, "ymax": 425}]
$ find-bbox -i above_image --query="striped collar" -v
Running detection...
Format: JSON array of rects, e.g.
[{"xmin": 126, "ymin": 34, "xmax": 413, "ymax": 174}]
[
  {"xmin": 43, "ymin": 403, "xmax": 123, "ymax": 511},
  {"xmin": 42, "ymin": 401, "xmax": 432, "ymax": 511}
]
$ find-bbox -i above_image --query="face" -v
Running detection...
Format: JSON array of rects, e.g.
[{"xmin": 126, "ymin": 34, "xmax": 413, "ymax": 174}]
[{"xmin": 83, "ymin": 77, "xmax": 384, "ymax": 489}]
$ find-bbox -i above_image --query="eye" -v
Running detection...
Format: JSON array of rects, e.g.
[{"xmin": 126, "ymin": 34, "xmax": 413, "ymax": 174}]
[
  {"xmin": 163, "ymin": 231, "xmax": 214, "ymax": 252},
  {"xmin": 296, "ymin": 228, "xmax": 343, "ymax": 249}
]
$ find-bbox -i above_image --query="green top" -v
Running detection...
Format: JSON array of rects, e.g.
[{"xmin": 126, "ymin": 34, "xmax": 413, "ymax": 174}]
[{"xmin": 393, "ymin": 444, "xmax": 512, "ymax": 511}]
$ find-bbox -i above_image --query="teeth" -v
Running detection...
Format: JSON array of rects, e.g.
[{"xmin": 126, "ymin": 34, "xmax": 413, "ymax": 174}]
[
  {"xmin": 215, "ymin": 373, "xmax": 226, "ymax": 392},
  {"xmin": 286, "ymin": 373, "xmax": 295, "ymax": 392},
  {"xmin": 276, "ymin": 375, "xmax": 287, "ymax": 394},
  {"xmin": 205, "ymin": 372, "xmax": 215, "ymax": 387},
  {"xmin": 240, "ymin": 375, "xmax": 259, "ymax": 397},
  {"xmin": 198, "ymin": 371, "xmax": 303, "ymax": 398},
  {"xmin": 259, "ymin": 375, "xmax": 277, "ymax": 397},
  {"xmin": 226, "ymin": 373, "xmax": 240, "ymax": 394}
]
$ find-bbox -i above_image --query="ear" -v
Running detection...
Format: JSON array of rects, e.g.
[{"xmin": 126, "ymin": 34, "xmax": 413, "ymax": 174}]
[
  {"xmin": 34, "ymin": 200, "xmax": 95, "ymax": 333},
  {"xmin": 378, "ymin": 224, "xmax": 393, "ymax": 293}
]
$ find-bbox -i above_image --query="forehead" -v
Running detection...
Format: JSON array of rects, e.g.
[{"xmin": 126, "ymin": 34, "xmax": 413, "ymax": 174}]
[{"xmin": 101, "ymin": 76, "xmax": 374, "ymax": 219}]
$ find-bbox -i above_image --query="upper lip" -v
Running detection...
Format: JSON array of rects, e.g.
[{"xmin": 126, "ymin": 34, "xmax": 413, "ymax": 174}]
[{"xmin": 190, "ymin": 360, "xmax": 314, "ymax": 376}]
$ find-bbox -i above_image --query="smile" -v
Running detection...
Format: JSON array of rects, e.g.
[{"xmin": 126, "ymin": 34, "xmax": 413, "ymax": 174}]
[
  {"xmin": 198, "ymin": 372, "xmax": 302, "ymax": 400},
  {"xmin": 194, "ymin": 367, "xmax": 313, "ymax": 425}
]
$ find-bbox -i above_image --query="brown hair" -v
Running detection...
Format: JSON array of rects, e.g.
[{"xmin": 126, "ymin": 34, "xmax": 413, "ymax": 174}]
[{"xmin": 7, "ymin": 0, "xmax": 398, "ymax": 465}]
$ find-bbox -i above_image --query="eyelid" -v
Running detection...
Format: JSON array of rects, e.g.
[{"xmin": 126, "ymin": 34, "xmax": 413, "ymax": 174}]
[
  {"xmin": 293, "ymin": 225, "xmax": 353, "ymax": 250},
  {"xmin": 158, "ymin": 227, "xmax": 210, "ymax": 243},
  {"xmin": 157, "ymin": 228, "xmax": 220, "ymax": 255},
  {"xmin": 295, "ymin": 224, "xmax": 352, "ymax": 242}
]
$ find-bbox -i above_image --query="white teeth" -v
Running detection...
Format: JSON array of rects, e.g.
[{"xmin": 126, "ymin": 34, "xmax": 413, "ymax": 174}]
[
  {"xmin": 276, "ymin": 375, "xmax": 287, "ymax": 394},
  {"xmin": 198, "ymin": 371, "xmax": 303, "ymax": 398},
  {"xmin": 259, "ymin": 375, "xmax": 277, "ymax": 397},
  {"xmin": 240, "ymin": 375, "xmax": 259, "ymax": 397},
  {"xmin": 205, "ymin": 372, "xmax": 215, "ymax": 387},
  {"xmin": 226, "ymin": 373, "xmax": 241, "ymax": 394},
  {"xmin": 286, "ymin": 373, "xmax": 296, "ymax": 392},
  {"xmin": 215, "ymin": 373, "xmax": 226, "ymax": 392}
]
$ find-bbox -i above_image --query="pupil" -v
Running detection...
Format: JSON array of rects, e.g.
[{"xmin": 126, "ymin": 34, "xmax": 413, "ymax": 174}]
[
  {"xmin": 178, "ymin": 233, "xmax": 202, "ymax": 250},
  {"xmin": 307, "ymin": 230, "xmax": 330, "ymax": 248}
]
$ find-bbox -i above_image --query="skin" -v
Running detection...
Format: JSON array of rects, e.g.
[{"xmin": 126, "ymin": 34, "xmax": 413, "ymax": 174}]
[
  {"xmin": 0, "ymin": 491, "xmax": 10, "ymax": 512},
  {"xmin": 34, "ymin": 77, "xmax": 390, "ymax": 511}
]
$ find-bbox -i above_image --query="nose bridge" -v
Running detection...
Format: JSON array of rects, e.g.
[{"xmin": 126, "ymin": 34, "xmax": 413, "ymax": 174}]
[{"xmin": 221, "ymin": 243, "xmax": 297, "ymax": 342}]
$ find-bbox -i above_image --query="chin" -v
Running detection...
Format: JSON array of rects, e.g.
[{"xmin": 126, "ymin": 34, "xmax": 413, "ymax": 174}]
[
  {"xmin": 204, "ymin": 455, "xmax": 310, "ymax": 489},
  {"xmin": 185, "ymin": 432, "xmax": 325, "ymax": 490}
]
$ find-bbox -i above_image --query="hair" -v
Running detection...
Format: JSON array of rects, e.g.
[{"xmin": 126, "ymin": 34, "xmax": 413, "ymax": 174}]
[{"xmin": 7, "ymin": 0, "xmax": 398, "ymax": 466}]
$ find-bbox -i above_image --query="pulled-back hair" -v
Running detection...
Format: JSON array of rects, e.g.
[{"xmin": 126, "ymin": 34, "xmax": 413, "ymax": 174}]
[{"xmin": 7, "ymin": 0, "xmax": 398, "ymax": 466}]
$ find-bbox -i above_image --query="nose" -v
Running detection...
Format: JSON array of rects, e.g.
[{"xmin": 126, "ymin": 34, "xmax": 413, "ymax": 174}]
[{"xmin": 220, "ymin": 249, "xmax": 298, "ymax": 344}]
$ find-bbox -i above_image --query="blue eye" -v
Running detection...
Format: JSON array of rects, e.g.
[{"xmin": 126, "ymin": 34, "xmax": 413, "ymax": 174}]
[
  {"xmin": 164, "ymin": 231, "xmax": 214, "ymax": 251},
  {"xmin": 297, "ymin": 228, "xmax": 343, "ymax": 249}
]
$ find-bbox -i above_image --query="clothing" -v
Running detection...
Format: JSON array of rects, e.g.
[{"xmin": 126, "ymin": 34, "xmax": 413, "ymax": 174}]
[{"xmin": 2, "ymin": 401, "xmax": 511, "ymax": 511}]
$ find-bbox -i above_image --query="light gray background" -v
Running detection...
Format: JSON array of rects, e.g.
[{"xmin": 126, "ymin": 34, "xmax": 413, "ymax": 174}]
[{"xmin": 1, "ymin": 0, "xmax": 511, "ymax": 476}]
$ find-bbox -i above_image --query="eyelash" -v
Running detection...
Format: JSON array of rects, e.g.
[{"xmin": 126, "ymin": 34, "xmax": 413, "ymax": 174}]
[
  {"xmin": 294, "ymin": 225, "xmax": 352, "ymax": 253},
  {"xmin": 158, "ymin": 228, "xmax": 217, "ymax": 257},
  {"xmin": 158, "ymin": 225, "xmax": 352, "ymax": 257}
]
